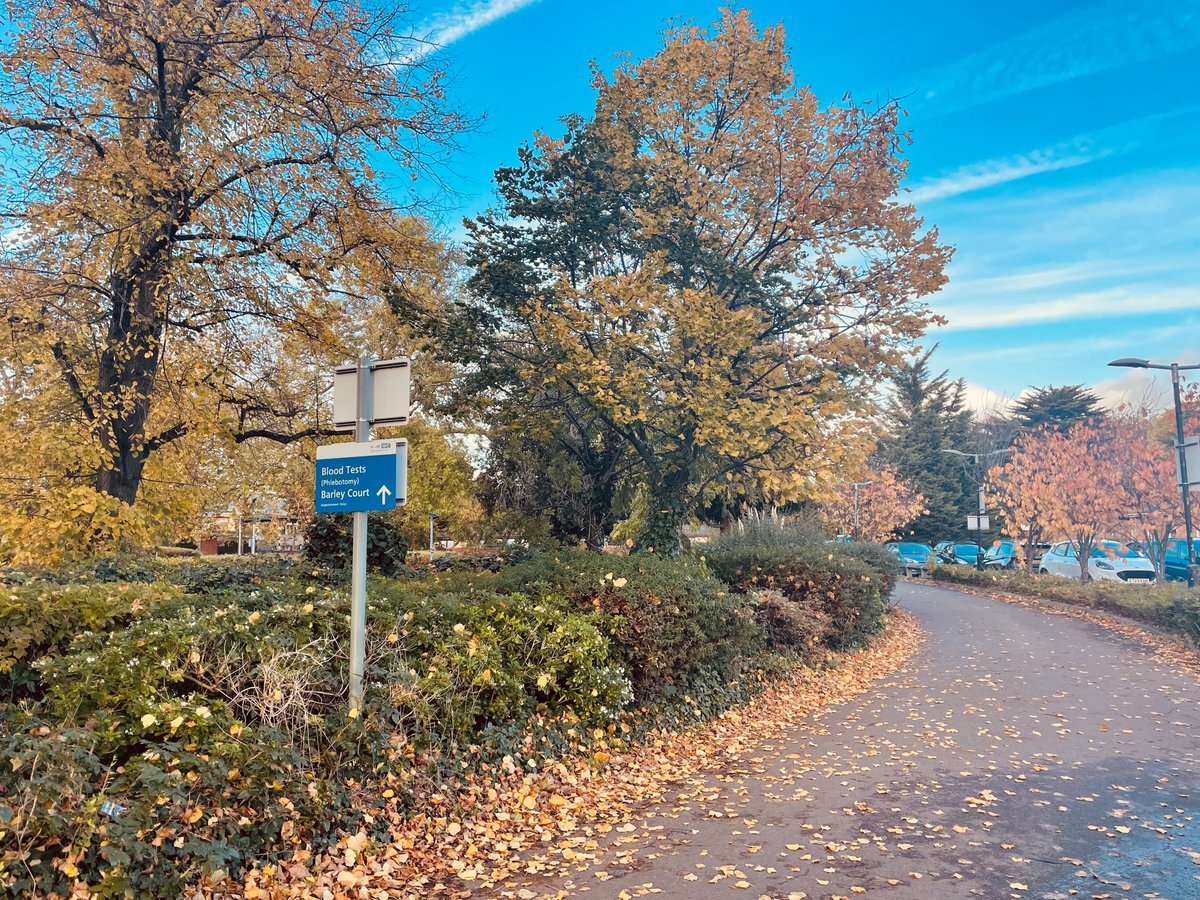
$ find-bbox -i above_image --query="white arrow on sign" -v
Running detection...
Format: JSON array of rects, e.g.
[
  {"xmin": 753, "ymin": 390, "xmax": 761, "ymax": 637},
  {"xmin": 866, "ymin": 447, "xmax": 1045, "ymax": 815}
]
[{"xmin": 376, "ymin": 484, "xmax": 392, "ymax": 504}]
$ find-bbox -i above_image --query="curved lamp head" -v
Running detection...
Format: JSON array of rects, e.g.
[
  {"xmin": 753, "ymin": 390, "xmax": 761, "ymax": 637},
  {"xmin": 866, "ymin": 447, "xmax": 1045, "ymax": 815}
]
[{"xmin": 1108, "ymin": 357, "xmax": 1150, "ymax": 369}]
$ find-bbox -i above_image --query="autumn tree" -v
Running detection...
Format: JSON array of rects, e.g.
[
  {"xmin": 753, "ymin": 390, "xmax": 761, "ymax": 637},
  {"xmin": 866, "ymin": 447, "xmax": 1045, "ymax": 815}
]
[
  {"xmin": 990, "ymin": 422, "xmax": 1120, "ymax": 581},
  {"xmin": 987, "ymin": 431, "xmax": 1066, "ymax": 574},
  {"xmin": 420, "ymin": 10, "xmax": 950, "ymax": 555},
  {"xmin": 1101, "ymin": 414, "xmax": 1182, "ymax": 578},
  {"xmin": 820, "ymin": 467, "xmax": 926, "ymax": 543},
  {"xmin": 0, "ymin": 0, "xmax": 462, "ymax": 515}
]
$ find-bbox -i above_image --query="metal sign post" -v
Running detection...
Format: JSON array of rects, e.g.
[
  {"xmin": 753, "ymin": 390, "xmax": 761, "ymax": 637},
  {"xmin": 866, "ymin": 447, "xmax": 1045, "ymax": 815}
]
[
  {"xmin": 314, "ymin": 355, "xmax": 411, "ymax": 714},
  {"xmin": 349, "ymin": 358, "xmax": 371, "ymax": 713}
]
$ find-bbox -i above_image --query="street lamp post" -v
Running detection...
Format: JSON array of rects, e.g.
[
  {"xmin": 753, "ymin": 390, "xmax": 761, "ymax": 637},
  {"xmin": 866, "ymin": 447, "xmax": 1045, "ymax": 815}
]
[
  {"xmin": 850, "ymin": 481, "xmax": 872, "ymax": 539},
  {"xmin": 942, "ymin": 447, "xmax": 1012, "ymax": 570},
  {"xmin": 428, "ymin": 512, "xmax": 439, "ymax": 563},
  {"xmin": 1108, "ymin": 357, "xmax": 1199, "ymax": 588}
]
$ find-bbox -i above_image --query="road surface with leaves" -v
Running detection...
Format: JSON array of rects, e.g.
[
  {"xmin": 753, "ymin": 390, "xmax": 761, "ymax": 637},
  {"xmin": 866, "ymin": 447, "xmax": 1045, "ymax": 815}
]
[{"xmin": 500, "ymin": 581, "xmax": 1200, "ymax": 899}]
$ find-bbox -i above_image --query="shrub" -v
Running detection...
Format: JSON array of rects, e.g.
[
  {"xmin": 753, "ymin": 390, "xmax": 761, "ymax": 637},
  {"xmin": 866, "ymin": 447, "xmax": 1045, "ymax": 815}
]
[
  {"xmin": 1, "ymin": 704, "xmax": 322, "ymax": 898},
  {"xmin": 0, "ymin": 581, "xmax": 174, "ymax": 698},
  {"xmin": 304, "ymin": 513, "xmax": 409, "ymax": 576},
  {"xmin": 163, "ymin": 555, "xmax": 302, "ymax": 594},
  {"xmin": 1159, "ymin": 594, "xmax": 1200, "ymax": 643},
  {"xmin": 5, "ymin": 573, "xmax": 634, "ymax": 893},
  {"xmin": 930, "ymin": 565, "xmax": 1200, "ymax": 644},
  {"xmin": 747, "ymin": 588, "xmax": 831, "ymax": 659},
  {"xmin": 476, "ymin": 551, "xmax": 765, "ymax": 704},
  {"xmin": 704, "ymin": 543, "xmax": 891, "ymax": 650}
]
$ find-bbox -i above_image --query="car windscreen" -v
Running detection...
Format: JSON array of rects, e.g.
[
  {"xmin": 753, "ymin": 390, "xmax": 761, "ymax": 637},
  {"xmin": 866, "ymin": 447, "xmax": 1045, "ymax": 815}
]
[
  {"xmin": 1093, "ymin": 542, "xmax": 1141, "ymax": 559},
  {"xmin": 896, "ymin": 544, "xmax": 931, "ymax": 554}
]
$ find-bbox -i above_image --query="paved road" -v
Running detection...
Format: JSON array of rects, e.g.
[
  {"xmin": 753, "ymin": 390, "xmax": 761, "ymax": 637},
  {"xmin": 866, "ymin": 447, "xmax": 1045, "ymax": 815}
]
[{"xmin": 502, "ymin": 581, "xmax": 1200, "ymax": 899}]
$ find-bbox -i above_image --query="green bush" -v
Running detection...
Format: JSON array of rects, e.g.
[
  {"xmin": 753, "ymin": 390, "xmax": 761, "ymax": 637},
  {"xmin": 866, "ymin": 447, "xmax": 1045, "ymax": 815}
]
[
  {"xmin": 163, "ymin": 556, "xmax": 302, "ymax": 594},
  {"xmin": 0, "ymin": 537, "xmax": 902, "ymax": 894},
  {"xmin": 475, "ymin": 551, "xmax": 764, "ymax": 705},
  {"xmin": 3, "ymin": 572, "xmax": 634, "ymax": 893},
  {"xmin": 304, "ymin": 513, "xmax": 409, "ymax": 576},
  {"xmin": 1, "ymin": 703, "xmax": 321, "ymax": 898},
  {"xmin": 929, "ymin": 565, "xmax": 1200, "ymax": 643},
  {"xmin": 0, "ymin": 581, "xmax": 174, "ymax": 698},
  {"xmin": 1159, "ymin": 595, "xmax": 1200, "ymax": 643}
]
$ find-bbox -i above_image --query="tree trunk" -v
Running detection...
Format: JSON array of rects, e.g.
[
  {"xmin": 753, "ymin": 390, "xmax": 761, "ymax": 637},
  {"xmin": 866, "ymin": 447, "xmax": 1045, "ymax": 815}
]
[
  {"xmin": 633, "ymin": 467, "xmax": 691, "ymax": 557},
  {"xmin": 91, "ymin": 251, "xmax": 170, "ymax": 505}
]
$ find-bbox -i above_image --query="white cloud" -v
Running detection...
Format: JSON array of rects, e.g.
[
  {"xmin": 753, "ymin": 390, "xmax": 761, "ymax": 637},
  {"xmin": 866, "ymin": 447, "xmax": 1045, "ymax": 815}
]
[
  {"xmin": 409, "ymin": 0, "xmax": 543, "ymax": 59},
  {"xmin": 907, "ymin": 148, "xmax": 1095, "ymax": 204},
  {"xmin": 962, "ymin": 382, "xmax": 1017, "ymax": 416},
  {"xmin": 1091, "ymin": 369, "xmax": 1172, "ymax": 412},
  {"xmin": 938, "ymin": 285, "xmax": 1200, "ymax": 331}
]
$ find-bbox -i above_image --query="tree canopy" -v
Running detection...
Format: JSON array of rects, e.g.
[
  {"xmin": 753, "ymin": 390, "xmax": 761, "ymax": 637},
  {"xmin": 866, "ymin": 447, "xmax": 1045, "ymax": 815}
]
[
  {"xmin": 0, "ymin": 0, "xmax": 463, "ymax": 524},
  {"xmin": 1012, "ymin": 385, "xmax": 1103, "ymax": 432},
  {"xmin": 417, "ymin": 9, "xmax": 951, "ymax": 554},
  {"xmin": 876, "ymin": 349, "xmax": 975, "ymax": 542}
]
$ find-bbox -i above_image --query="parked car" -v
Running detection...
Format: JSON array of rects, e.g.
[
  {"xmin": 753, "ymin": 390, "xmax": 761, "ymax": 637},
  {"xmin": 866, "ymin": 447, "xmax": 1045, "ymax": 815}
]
[
  {"xmin": 1162, "ymin": 538, "xmax": 1200, "ymax": 582},
  {"xmin": 1038, "ymin": 540, "xmax": 1156, "ymax": 583},
  {"xmin": 934, "ymin": 541, "xmax": 981, "ymax": 565},
  {"xmin": 983, "ymin": 540, "xmax": 1051, "ymax": 570},
  {"xmin": 886, "ymin": 542, "xmax": 936, "ymax": 576},
  {"xmin": 983, "ymin": 540, "xmax": 1020, "ymax": 569}
]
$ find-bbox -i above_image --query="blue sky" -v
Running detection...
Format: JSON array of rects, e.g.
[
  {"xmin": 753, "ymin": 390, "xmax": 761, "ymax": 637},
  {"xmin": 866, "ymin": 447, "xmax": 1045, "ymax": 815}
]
[{"xmin": 399, "ymin": 0, "xmax": 1200, "ymax": 410}]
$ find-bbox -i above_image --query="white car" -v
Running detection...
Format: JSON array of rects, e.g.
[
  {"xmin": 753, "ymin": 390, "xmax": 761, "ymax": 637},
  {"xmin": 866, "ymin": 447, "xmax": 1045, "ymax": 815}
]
[{"xmin": 1038, "ymin": 540, "xmax": 1156, "ymax": 584}]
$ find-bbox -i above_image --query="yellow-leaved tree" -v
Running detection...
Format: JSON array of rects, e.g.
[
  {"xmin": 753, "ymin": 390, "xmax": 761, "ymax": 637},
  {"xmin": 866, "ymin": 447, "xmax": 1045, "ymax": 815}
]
[
  {"xmin": 433, "ymin": 9, "xmax": 951, "ymax": 554},
  {"xmin": 0, "ymin": 0, "xmax": 462, "ymax": 560}
]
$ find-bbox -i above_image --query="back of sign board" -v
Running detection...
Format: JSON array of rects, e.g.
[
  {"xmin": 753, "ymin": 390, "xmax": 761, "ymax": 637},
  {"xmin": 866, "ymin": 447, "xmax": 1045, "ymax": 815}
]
[{"xmin": 333, "ymin": 359, "xmax": 410, "ymax": 430}]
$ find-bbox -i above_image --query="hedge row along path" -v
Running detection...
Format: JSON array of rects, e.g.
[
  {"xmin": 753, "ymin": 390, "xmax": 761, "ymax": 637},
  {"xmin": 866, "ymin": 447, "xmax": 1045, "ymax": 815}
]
[
  {"xmin": 491, "ymin": 581, "xmax": 1200, "ymax": 899},
  {"xmin": 234, "ymin": 611, "xmax": 922, "ymax": 899}
]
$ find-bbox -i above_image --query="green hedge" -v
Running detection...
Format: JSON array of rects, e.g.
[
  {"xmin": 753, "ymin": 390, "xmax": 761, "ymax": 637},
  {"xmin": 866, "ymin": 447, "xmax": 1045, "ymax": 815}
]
[
  {"xmin": 929, "ymin": 566, "xmax": 1200, "ymax": 644},
  {"xmin": 1, "ymin": 581, "xmax": 175, "ymax": 698},
  {"xmin": 1, "ymin": 572, "xmax": 632, "ymax": 896},
  {"xmin": 469, "ymin": 552, "xmax": 763, "ymax": 705},
  {"xmin": 1, "ymin": 542, "xmax": 899, "ymax": 895}
]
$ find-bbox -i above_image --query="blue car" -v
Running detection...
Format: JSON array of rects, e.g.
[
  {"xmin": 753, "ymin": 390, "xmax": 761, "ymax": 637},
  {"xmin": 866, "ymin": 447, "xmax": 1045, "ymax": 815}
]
[
  {"xmin": 886, "ymin": 542, "xmax": 936, "ymax": 576},
  {"xmin": 935, "ymin": 541, "xmax": 981, "ymax": 566},
  {"xmin": 1162, "ymin": 538, "xmax": 1200, "ymax": 582}
]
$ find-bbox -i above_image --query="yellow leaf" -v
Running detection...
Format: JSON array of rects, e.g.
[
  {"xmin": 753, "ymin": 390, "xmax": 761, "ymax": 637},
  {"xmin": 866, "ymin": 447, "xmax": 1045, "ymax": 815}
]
[{"xmin": 141, "ymin": 713, "xmax": 157, "ymax": 728}]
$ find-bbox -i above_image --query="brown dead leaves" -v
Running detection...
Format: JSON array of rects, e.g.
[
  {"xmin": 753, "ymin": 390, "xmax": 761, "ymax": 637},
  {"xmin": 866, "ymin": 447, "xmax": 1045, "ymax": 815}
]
[{"xmin": 226, "ymin": 612, "xmax": 922, "ymax": 899}]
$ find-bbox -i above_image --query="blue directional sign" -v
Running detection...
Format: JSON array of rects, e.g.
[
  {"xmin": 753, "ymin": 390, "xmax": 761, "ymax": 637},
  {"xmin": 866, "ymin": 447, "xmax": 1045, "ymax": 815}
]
[{"xmin": 315, "ymin": 440, "xmax": 407, "ymax": 514}]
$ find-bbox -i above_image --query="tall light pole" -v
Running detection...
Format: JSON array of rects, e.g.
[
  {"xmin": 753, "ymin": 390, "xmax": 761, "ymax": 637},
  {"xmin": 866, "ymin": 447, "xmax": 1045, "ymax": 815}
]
[
  {"xmin": 850, "ymin": 481, "xmax": 872, "ymax": 539},
  {"xmin": 942, "ymin": 447, "xmax": 1012, "ymax": 570},
  {"xmin": 1108, "ymin": 357, "xmax": 1199, "ymax": 588},
  {"xmin": 428, "ymin": 512, "xmax": 439, "ymax": 563}
]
